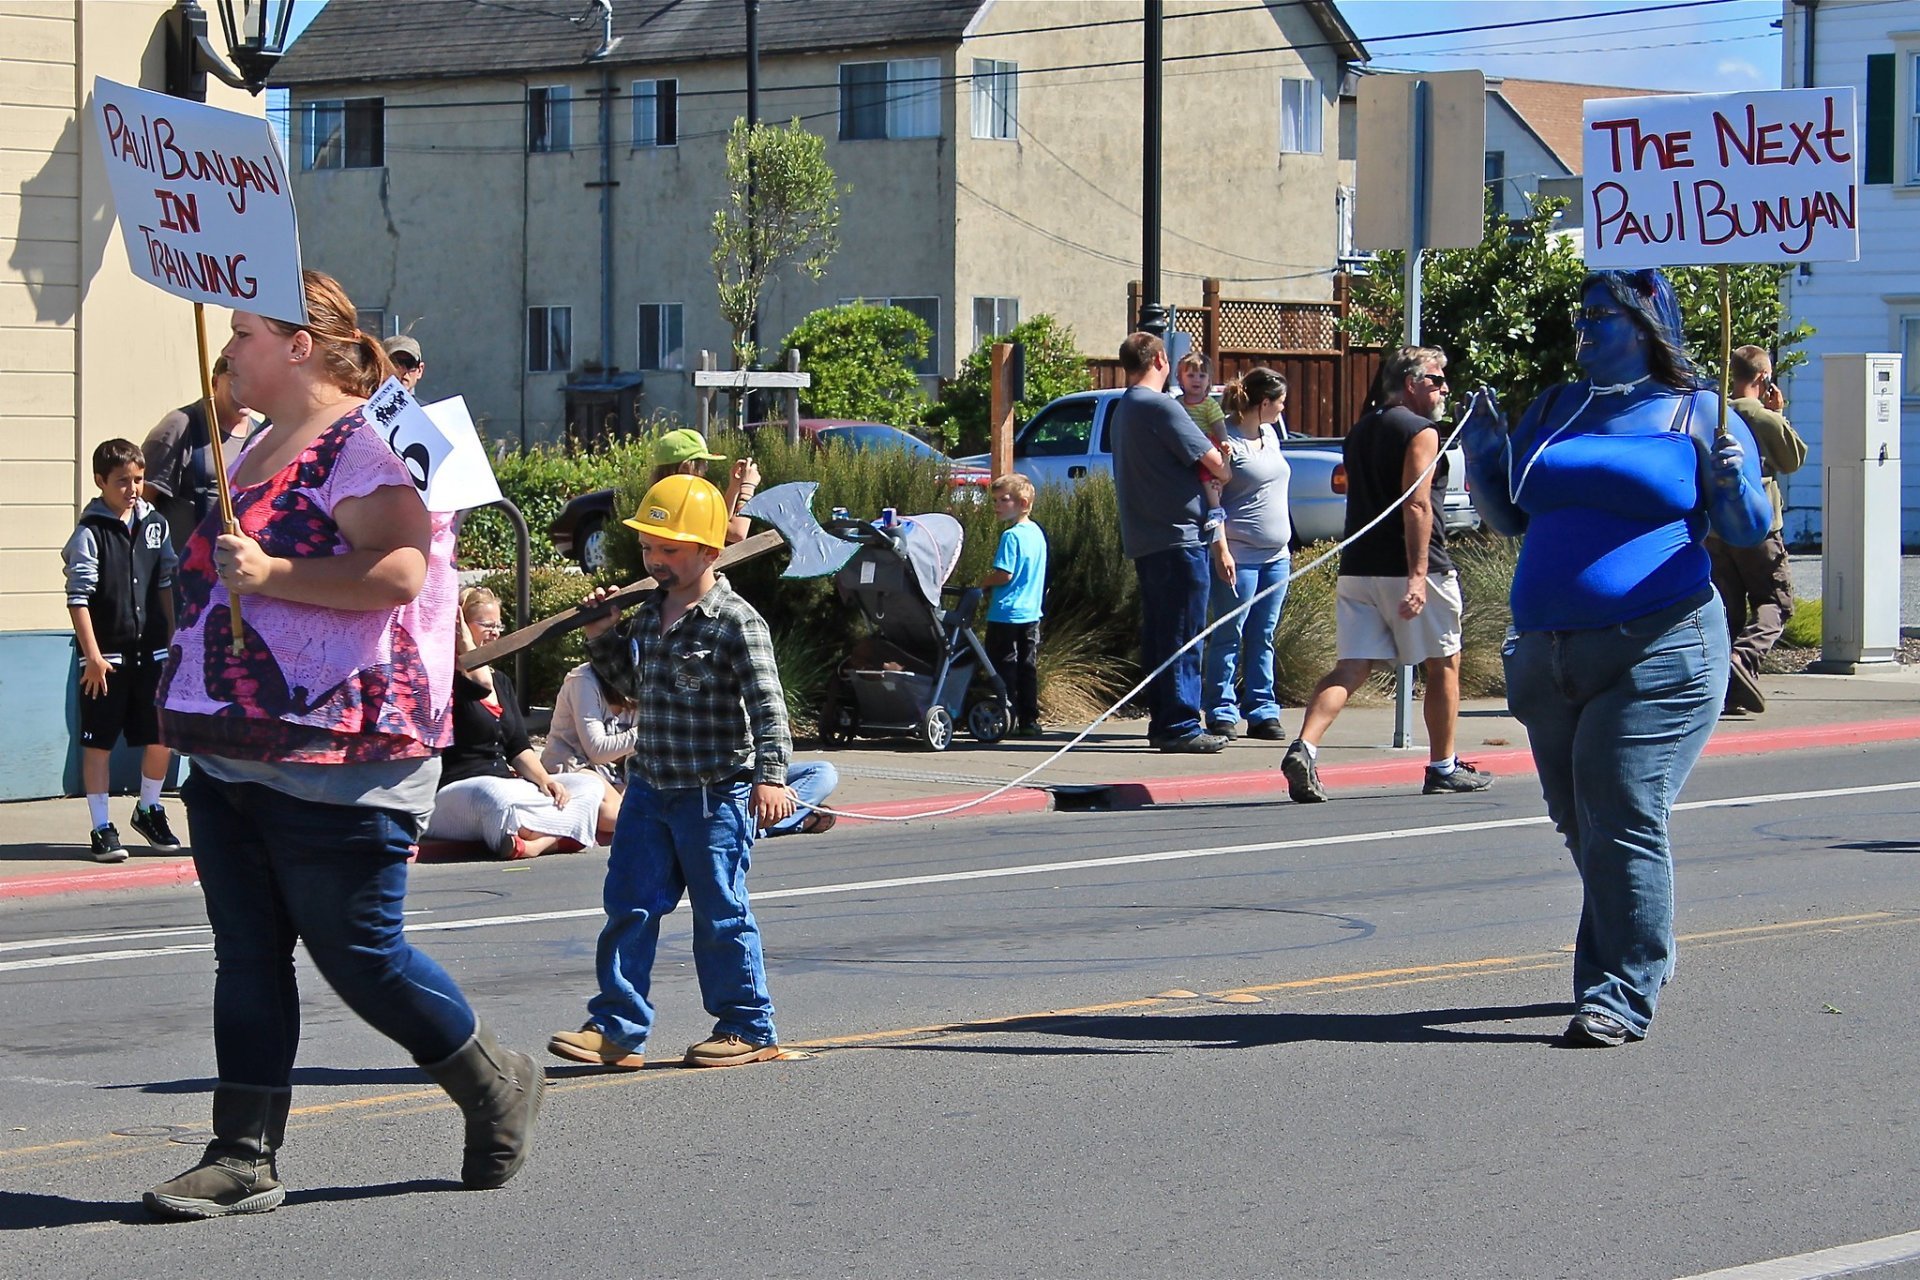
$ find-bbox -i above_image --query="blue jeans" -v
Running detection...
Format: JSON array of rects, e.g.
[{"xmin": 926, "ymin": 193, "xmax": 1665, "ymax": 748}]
[
  {"xmin": 1203, "ymin": 555, "xmax": 1290, "ymax": 727},
  {"xmin": 590, "ymin": 776, "xmax": 775, "ymax": 1050},
  {"xmin": 1503, "ymin": 591, "xmax": 1728, "ymax": 1037},
  {"xmin": 762, "ymin": 760, "xmax": 838, "ymax": 837},
  {"xmin": 182, "ymin": 770, "xmax": 478, "ymax": 1087},
  {"xmin": 1133, "ymin": 545, "xmax": 1210, "ymax": 741}
]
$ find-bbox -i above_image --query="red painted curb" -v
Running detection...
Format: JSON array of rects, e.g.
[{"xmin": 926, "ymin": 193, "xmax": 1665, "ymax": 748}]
[
  {"xmin": 0, "ymin": 858, "xmax": 199, "ymax": 902},
  {"xmin": 5, "ymin": 716, "xmax": 1918, "ymax": 899}
]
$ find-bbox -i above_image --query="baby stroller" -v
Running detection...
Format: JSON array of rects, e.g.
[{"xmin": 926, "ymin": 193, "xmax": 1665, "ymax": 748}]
[{"xmin": 816, "ymin": 512, "xmax": 1012, "ymax": 751}]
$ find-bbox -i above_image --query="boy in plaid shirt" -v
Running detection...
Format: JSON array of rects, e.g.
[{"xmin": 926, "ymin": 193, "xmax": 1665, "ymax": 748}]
[{"xmin": 548, "ymin": 474, "xmax": 796, "ymax": 1071}]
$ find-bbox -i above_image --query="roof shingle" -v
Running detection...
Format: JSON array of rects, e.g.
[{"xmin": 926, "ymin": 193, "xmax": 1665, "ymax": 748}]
[{"xmin": 1492, "ymin": 76, "xmax": 1673, "ymax": 174}]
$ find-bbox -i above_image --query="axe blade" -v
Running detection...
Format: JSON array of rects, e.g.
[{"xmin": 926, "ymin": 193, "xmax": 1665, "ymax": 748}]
[{"xmin": 740, "ymin": 481, "xmax": 859, "ymax": 579}]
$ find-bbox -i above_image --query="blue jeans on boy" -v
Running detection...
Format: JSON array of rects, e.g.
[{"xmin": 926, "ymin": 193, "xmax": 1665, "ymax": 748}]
[
  {"xmin": 1133, "ymin": 545, "xmax": 1209, "ymax": 741},
  {"xmin": 182, "ymin": 770, "xmax": 477, "ymax": 1087},
  {"xmin": 589, "ymin": 776, "xmax": 776, "ymax": 1051},
  {"xmin": 1203, "ymin": 555, "xmax": 1289, "ymax": 728},
  {"xmin": 1503, "ymin": 591, "xmax": 1727, "ymax": 1038}
]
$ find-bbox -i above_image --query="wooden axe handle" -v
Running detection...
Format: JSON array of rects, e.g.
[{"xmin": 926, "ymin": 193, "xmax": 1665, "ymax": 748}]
[{"xmin": 459, "ymin": 529, "xmax": 786, "ymax": 670}]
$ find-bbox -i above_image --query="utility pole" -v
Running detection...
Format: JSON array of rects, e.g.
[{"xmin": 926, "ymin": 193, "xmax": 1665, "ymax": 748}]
[
  {"xmin": 1136, "ymin": 0, "xmax": 1167, "ymax": 338},
  {"xmin": 744, "ymin": 0, "xmax": 761, "ymax": 368}
]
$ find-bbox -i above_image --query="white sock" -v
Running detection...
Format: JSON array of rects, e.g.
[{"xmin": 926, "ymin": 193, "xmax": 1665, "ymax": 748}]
[
  {"xmin": 1430, "ymin": 756, "xmax": 1458, "ymax": 775},
  {"xmin": 1298, "ymin": 739, "xmax": 1318, "ymax": 761},
  {"xmin": 88, "ymin": 793, "xmax": 110, "ymax": 829},
  {"xmin": 139, "ymin": 776, "xmax": 164, "ymax": 809}
]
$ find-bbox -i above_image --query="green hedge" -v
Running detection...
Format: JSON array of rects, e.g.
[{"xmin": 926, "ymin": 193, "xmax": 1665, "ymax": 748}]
[{"xmin": 458, "ymin": 438, "xmax": 655, "ymax": 571}]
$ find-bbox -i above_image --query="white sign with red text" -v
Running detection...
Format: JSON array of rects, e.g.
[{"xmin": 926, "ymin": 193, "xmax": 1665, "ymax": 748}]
[
  {"xmin": 1582, "ymin": 87, "xmax": 1859, "ymax": 267},
  {"xmin": 90, "ymin": 76, "xmax": 305, "ymax": 322}
]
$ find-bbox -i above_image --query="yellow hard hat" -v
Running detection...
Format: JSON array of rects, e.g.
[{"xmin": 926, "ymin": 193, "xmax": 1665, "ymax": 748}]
[{"xmin": 624, "ymin": 473, "xmax": 728, "ymax": 550}]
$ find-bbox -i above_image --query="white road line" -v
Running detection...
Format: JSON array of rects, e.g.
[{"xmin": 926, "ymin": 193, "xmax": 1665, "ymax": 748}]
[
  {"xmin": 5, "ymin": 779, "xmax": 1918, "ymax": 973},
  {"xmin": 1673, "ymin": 1227, "xmax": 1920, "ymax": 1279}
]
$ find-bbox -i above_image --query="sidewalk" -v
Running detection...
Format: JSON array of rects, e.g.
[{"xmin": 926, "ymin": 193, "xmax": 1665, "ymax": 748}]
[{"xmin": 6, "ymin": 665, "xmax": 1920, "ymax": 901}]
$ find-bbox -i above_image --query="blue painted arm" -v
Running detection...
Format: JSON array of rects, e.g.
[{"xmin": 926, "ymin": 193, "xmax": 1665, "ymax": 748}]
[
  {"xmin": 1689, "ymin": 390, "xmax": 1772, "ymax": 547},
  {"xmin": 1458, "ymin": 386, "xmax": 1529, "ymax": 537}
]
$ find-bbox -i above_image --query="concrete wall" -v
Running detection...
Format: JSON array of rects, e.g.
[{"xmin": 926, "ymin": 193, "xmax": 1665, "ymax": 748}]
[
  {"xmin": 1778, "ymin": 0, "xmax": 1920, "ymax": 545},
  {"xmin": 1, "ymin": 0, "xmax": 260, "ymax": 798},
  {"xmin": 288, "ymin": 0, "xmax": 1352, "ymax": 447}
]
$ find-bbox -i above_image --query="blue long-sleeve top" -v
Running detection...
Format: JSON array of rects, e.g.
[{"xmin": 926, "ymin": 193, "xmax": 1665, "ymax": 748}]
[{"xmin": 1462, "ymin": 382, "xmax": 1772, "ymax": 632}]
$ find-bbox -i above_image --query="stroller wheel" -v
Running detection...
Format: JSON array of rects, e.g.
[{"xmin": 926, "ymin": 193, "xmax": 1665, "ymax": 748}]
[
  {"xmin": 920, "ymin": 705, "xmax": 955, "ymax": 752},
  {"xmin": 966, "ymin": 698, "xmax": 1012, "ymax": 744}
]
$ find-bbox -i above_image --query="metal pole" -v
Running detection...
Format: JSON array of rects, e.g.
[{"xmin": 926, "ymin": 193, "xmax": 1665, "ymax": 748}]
[
  {"xmin": 488, "ymin": 497, "xmax": 533, "ymax": 699},
  {"xmin": 1137, "ymin": 0, "xmax": 1167, "ymax": 338},
  {"xmin": 745, "ymin": 0, "xmax": 761, "ymax": 363},
  {"xmin": 1394, "ymin": 78, "xmax": 1431, "ymax": 751},
  {"xmin": 594, "ymin": 71, "xmax": 614, "ymax": 375}
]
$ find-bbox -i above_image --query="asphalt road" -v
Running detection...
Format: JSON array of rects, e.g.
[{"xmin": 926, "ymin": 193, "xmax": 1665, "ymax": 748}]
[{"xmin": 3, "ymin": 742, "xmax": 1919, "ymax": 1279}]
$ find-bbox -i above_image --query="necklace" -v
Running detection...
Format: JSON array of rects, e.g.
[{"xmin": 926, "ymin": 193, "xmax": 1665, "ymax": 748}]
[{"xmin": 1508, "ymin": 375, "xmax": 1654, "ymax": 505}]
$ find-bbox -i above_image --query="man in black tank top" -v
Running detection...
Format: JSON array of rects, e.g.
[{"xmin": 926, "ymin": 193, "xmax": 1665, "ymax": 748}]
[{"xmin": 1280, "ymin": 346, "xmax": 1492, "ymax": 803}]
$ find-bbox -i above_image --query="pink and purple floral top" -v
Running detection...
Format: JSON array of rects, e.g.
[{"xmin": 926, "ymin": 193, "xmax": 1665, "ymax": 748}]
[{"xmin": 159, "ymin": 407, "xmax": 456, "ymax": 764}]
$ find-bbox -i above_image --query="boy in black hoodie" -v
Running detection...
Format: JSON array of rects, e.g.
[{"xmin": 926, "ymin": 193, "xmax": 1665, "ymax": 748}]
[{"xmin": 61, "ymin": 438, "xmax": 181, "ymax": 862}]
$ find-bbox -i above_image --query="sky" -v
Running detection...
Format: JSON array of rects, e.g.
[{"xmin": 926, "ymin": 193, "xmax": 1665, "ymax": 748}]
[{"xmin": 278, "ymin": 0, "xmax": 1785, "ymax": 96}]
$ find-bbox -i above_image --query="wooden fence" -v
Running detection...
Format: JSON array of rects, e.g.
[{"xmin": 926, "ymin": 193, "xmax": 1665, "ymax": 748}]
[{"xmin": 1086, "ymin": 274, "xmax": 1383, "ymax": 439}]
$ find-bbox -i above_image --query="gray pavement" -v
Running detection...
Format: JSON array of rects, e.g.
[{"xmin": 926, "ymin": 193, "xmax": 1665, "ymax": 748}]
[{"xmin": 6, "ymin": 662, "xmax": 1920, "ymax": 896}]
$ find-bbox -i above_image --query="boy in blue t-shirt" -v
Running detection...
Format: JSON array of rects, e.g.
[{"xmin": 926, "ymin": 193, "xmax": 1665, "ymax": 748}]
[{"xmin": 980, "ymin": 474, "xmax": 1048, "ymax": 737}]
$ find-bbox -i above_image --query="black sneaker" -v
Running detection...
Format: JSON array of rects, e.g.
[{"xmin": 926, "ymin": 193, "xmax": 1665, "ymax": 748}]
[
  {"xmin": 90, "ymin": 823, "xmax": 128, "ymax": 864},
  {"xmin": 1205, "ymin": 720, "xmax": 1240, "ymax": 739},
  {"xmin": 1281, "ymin": 741, "xmax": 1327, "ymax": 803},
  {"xmin": 1013, "ymin": 722, "xmax": 1045, "ymax": 738},
  {"xmin": 130, "ymin": 803, "xmax": 183, "ymax": 852},
  {"xmin": 1423, "ymin": 760, "xmax": 1493, "ymax": 794},
  {"xmin": 1564, "ymin": 1010, "xmax": 1636, "ymax": 1048},
  {"xmin": 1158, "ymin": 732, "xmax": 1227, "ymax": 754},
  {"xmin": 1245, "ymin": 720, "xmax": 1287, "ymax": 741}
]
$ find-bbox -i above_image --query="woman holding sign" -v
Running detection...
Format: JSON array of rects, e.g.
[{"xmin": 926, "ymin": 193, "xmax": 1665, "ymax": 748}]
[
  {"xmin": 148, "ymin": 271, "xmax": 543, "ymax": 1219},
  {"xmin": 1457, "ymin": 268, "xmax": 1771, "ymax": 1049}
]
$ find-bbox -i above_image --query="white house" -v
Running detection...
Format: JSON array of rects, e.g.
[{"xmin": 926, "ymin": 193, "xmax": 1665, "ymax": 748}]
[{"xmin": 1778, "ymin": 0, "xmax": 1920, "ymax": 544}]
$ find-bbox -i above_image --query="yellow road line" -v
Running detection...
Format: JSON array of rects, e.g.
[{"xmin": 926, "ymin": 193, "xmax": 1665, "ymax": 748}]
[{"xmin": 3, "ymin": 910, "xmax": 1908, "ymax": 1172}]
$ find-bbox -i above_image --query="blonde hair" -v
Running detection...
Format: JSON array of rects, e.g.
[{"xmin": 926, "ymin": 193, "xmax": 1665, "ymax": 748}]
[
  {"xmin": 1176, "ymin": 350, "xmax": 1211, "ymax": 376},
  {"xmin": 990, "ymin": 473, "xmax": 1035, "ymax": 507},
  {"xmin": 260, "ymin": 269, "xmax": 395, "ymax": 397},
  {"xmin": 459, "ymin": 586, "xmax": 501, "ymax": 622}
]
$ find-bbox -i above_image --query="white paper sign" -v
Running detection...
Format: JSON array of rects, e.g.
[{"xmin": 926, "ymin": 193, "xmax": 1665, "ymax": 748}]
[
  {"xmin": 90, "ymin": 77, "xmax": 306, "ymax": 323},
  {"xmin": 363, "ymin": 380, "xmax": 503, "ymax": 513},
  {"xmin": 1582, "ymin": 87, "xmax": 1860, "ymax": 268}
]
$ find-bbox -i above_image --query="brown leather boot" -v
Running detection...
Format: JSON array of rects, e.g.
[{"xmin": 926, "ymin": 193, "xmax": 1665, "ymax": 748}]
[{"xmin": 143, "ymin": 1084, "xmax": 290, "ymax": 1220}]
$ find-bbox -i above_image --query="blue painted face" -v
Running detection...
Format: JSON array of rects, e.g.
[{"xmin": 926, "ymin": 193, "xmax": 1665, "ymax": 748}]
[{"xmin": 1573, "ymin": 283, "xmax": 1650, "ymax": 385}]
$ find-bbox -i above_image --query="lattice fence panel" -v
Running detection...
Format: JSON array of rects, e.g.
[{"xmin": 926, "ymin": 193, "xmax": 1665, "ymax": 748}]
[{"xmin": 1218, "ymin": 301, "xmax": 1339, "ymax": 352}]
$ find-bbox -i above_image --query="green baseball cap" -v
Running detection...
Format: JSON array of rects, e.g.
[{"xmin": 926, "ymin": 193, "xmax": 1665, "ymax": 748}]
[{"xmin": 651, "ymin": 428, "xmax": 726, "ymax": 468}]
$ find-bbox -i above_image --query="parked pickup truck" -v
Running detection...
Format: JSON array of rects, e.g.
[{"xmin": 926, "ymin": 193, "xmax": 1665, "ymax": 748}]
[{"xmin": 955, "ymin": 389, "xmax": 1478, "ymax": 546}]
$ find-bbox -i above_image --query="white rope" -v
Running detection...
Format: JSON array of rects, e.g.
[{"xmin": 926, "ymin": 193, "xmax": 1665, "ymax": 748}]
[{"xmin": 804, "ymin": 411, "xmax": 1472, "ymax": 824}]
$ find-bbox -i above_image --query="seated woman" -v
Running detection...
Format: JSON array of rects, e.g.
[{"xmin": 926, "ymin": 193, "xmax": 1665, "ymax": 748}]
[
  {"xmin": 1458, "ymin": 267, "xmax": 1771, "ymax": 1048},
  {"xmin": 542, "ymin": 657, "xmax": 840, "ymax": 836},
  {"xmin": 424, "ymin": 589, "xmax": 616, "ymax": 858}
]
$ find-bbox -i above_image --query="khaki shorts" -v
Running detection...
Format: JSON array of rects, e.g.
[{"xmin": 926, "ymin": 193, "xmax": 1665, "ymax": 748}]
[{"xmin": 1335, "ymin": 572, "xmax": 1464, "ymax": 665}]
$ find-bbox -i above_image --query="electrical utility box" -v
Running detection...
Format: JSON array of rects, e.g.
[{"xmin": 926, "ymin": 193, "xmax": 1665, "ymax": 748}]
[{"xmin": 1818, "ymin": 353, "xmax": 1904, "ymax": 671}]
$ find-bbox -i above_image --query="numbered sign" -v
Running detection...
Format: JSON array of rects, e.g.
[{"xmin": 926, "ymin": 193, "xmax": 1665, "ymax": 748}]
[{"xmin": 363, "ymin": 380, "xmax": 503, "ymax": 513}]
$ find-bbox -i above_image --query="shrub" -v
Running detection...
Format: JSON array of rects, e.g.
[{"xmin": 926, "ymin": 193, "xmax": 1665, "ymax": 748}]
[
  {"xmin": 778, "ymin": 303, "xmax": 931, "ymax": 427},
  {"xmin": 1451, "ymin": 530, "xmax": 1518, "ymax": 698},
  {"xmin": 457, "ymin": 437, "xmax": 655, "ymax": 571},
  {"xmin": 477, "ymin": 564, "xmax": 598, "ymax": 708},
  {"xmin": 1782, "ymin": 596, "xmax": 1821, "ymax": 648},
  {"xmin": 925, "ymin": 314, "xmax": 1093, "ymax": 454}
]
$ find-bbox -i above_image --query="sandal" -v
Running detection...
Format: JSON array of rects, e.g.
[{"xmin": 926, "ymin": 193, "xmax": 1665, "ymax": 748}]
[{"xmin": 796, "ymin": 810, "xmax": 837, "ymax": 835}]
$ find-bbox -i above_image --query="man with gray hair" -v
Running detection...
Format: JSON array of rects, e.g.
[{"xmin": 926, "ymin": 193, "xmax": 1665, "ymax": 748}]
[{"xmin": 1282, "ymin": 345, "xmax": 1491, "ymax": 801}]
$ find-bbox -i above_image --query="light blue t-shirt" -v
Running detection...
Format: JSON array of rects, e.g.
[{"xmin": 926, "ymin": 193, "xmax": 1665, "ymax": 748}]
[{"xmin": 986, "ymin": 519, "xmax": 1047, "ymax": 624}]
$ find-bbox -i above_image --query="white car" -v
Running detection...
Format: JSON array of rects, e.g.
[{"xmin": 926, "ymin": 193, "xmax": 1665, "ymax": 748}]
[{"xmin": 956, "ymin": 390, "xmax": 1479, "ymax": 546}]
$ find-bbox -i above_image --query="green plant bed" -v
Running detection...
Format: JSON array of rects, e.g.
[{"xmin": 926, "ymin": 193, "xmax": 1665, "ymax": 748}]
[
  {"xmin": 458, "ymin": 436, "xmax": 657, "ymax": 571},
  {"xmin": 1781, "ymin": 596, "xmax": 1821, "ymax": 648}
]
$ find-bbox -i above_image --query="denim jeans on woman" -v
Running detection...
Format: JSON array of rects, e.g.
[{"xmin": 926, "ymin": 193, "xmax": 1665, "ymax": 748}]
[
  {"xmin": 183, "ymin": 770, "xmax": 478, "ymax": 1087},
  {"xmin": 1503, "ymin": 590, "xmax": 1728, "ymax": 1037},
  {"xmin": 1203, "ymin": 556, "xmax": 1290, "ymax": 728},
  {"xmin": 589, "ymin": 776, "xmax": 775, "ymax": 1051}
]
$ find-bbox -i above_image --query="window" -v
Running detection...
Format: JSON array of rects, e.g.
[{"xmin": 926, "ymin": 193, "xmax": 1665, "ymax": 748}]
[
  {"xmin": 633, "ymin": 78, "xmax": 677, "ymax": 148},
  {"xmin": 1016, "ymin": 398, "xmax": 1095, "ymax": 457},
  {"xmin": 972, "ymin": 296, "xmax": 1019, "ymax": 347},
  {"xmin": 839, "ymin": 58, "xmax": 940, "ymax": 141},
  {"xmin": 528, "ymin": 85, "xmax": 572, "ymax": 153},
  {"xmin": 354, "ymin": 308, "xmax": 398, "ymax": 338},
  {"xmin": 637, "ymin": 303, "xmax": 684, "ymax": 370},
  {"xmin": 1911, "ymin": 49, "xmax": 1920, "ymax": 183},
  {"xmin": 527, "ymin": 306, "xmax": 572, "ymax": 373},
  {"xmin": 302, "ymin": 97, "xmax": 384, "ymax": 170},
  {"xmin": 971, "ymin": 59, "xmax": 1017, "ymax": 140},
  {"xmin": 1902, "ymin": 314, "xmax": 1920, "ymax": 400},
  {"xmin": 1279, "ymin": 76, "xmax": 1322, "ymax": 155}
]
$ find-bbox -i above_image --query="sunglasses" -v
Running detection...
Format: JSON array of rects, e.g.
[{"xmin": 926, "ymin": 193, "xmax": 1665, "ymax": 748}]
[
  {"xmin": 1573, "ymin": 306, "xmax": 1628, "ymax": 325},
  {"xmin": 1414, "ymin": 372, "xmax": 1449, "ymax": 388}
]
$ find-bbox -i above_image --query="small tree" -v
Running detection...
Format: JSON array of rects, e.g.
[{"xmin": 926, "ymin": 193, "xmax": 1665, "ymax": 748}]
[
  {"xmin": 1344, "ymin": 194, "xmax": 1809, "ymax": 418},
  {"xmin": 711, "ymin": 118, "xmax": 844, "ymax": 369},
  {"xmin": 778, "ymin": 303, "xmax": 931, "ymax": 426},
  {"xmin": 925, "ymin": 314, "xmax": 1093, "ymax": 453}
]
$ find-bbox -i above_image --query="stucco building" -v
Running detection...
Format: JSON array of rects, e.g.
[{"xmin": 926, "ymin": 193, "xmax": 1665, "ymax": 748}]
[
  {"xmin": 270, "ymin": 0, "xmax": 1366, "ymax": 446},
  {"xmin": 2, "ymin": 0, "xmax": 264, "ymax": 799}
]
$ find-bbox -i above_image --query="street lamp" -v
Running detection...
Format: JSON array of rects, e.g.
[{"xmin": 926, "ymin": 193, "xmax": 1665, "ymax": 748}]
[{"xmin": 165, "ymin": 0, "xmax": 296, "ymax": 102}]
